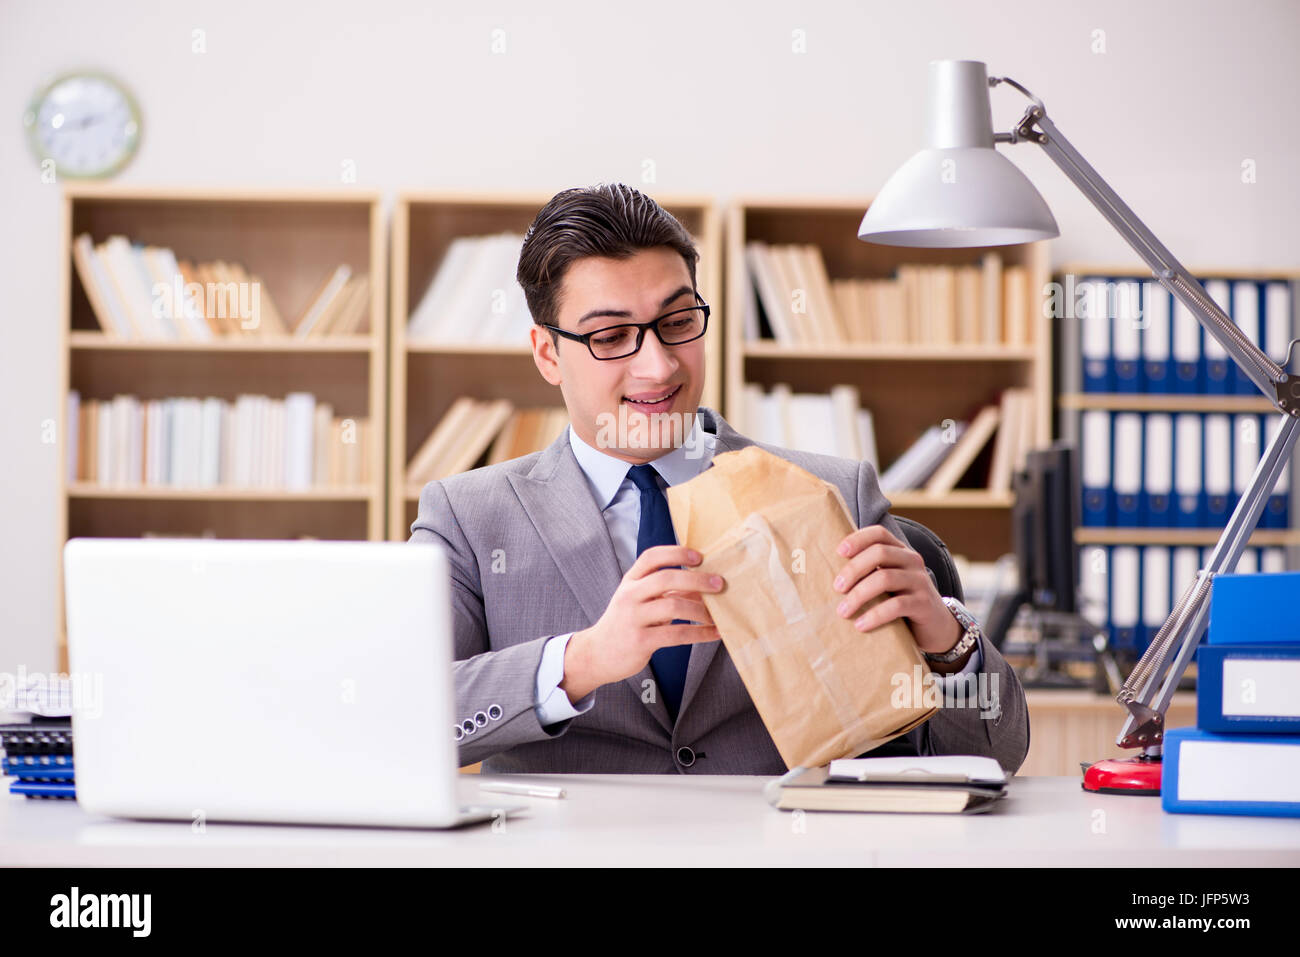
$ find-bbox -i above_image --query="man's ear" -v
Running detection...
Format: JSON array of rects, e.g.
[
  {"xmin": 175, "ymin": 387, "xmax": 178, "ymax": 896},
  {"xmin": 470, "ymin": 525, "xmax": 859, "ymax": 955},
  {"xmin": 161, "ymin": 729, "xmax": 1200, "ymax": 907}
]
[{"xmin": 530, "ymin": 324, "xmax": 563, "ymax": 386}]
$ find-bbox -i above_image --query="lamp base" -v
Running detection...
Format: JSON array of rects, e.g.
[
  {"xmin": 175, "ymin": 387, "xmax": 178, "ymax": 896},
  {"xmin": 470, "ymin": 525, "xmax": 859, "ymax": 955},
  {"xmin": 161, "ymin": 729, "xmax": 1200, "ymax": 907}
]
[{"xmin": 1081, "ymin": 754, "xmax": 1162, "ymax": 795}]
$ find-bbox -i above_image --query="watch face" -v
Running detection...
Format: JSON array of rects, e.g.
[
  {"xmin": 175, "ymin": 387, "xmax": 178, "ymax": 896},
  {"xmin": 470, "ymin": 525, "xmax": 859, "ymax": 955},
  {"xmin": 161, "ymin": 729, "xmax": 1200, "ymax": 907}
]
[{"xmin": 24, "ymin": 72, "xmax": 141, "ymax": 179}]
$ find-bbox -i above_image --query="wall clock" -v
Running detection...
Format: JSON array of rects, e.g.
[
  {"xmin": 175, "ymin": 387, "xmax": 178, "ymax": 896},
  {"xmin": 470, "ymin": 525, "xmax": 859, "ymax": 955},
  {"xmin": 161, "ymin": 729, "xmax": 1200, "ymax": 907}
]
[{"xmin": 24, "ymin": 71, "xmax": 142, "ymax": 179}]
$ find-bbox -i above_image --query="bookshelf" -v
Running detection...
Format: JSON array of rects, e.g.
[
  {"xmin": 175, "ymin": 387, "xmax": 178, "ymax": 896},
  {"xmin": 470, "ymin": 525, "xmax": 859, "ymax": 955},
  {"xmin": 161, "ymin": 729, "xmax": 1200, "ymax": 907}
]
[
  {"xmin": 725, "ymin": 197, "xmax": 1051, "ymax": 562},
  {"xmin": 1055, "ymin": 263, "xmax": 1300, "ymax": 660},
  {"xmin": 56, "ymin": 185, "xmax": 388, "ymax": 668},
  {"xmin": 388, "ymin": 190, "xmax": 722, "ymax": 541}
]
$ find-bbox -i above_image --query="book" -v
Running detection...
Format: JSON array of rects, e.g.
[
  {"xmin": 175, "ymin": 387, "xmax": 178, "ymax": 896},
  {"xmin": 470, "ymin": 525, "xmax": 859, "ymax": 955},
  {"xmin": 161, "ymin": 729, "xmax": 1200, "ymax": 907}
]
[
  {"xmin": 924, "ymin": 404, "xmax": 1001, "ymax": 494},
  {"xmin": 766, "ymin": 756, "xmax": 1008, "ymax": 814}
]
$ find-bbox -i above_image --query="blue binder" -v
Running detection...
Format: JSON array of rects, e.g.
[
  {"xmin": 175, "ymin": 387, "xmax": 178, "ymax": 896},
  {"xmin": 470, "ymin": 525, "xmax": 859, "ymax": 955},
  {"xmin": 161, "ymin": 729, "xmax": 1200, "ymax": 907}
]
[
  {"xmin": 1202, "ymin": 279, "xmax": 1232, "ymax": 395},
  {"xmin": 1112, "ymin": 279, "xmax": 1142, "ymax": 393},
  {"xmin": 1080, "ymin": 277, "xmax": 1112, "ymax": 393},
  {"xmin": 1080, "ymin": 410, "xmax": 1112, "ymax": 527},
  {"xmin": 1173, "ymin": 413, "xmax": 1205, "ymax": 527},
  {"xmin": 1141, "ymin": 280, "xmax": 1172, "ymax": 393},
  {"xmin": 1260, "ymin": 414, "xmax": 1291, "ymax": 530},
  {"xmin": 1206, "ymin": 571, "xmax": 1300, "ymax": 645},
  {"xmin": 1171, "ymin": 293, "xmax": 1202, "ymax": 393},
  {"xmin": 1196, "ymin": 643, "xmax": 1300, "ymax": 734},
  {"xmin": 1231, "ymin": 280, "xmax": 1262, "ymax": 396},
  {"xmin": 1112, "ymin": 413, "xmax": 1143, "ymax": 527},
  {"xmin": 1203, "ymin": 414, "xmax": 1232, "ymax": 526},
  {"xmin": 1142, "ymin": 413, "xmax": 1174, "ymax": 526},
  {"xmin": 1162, "ymin": 726, "xmax": 1300, "ymax": 818}
]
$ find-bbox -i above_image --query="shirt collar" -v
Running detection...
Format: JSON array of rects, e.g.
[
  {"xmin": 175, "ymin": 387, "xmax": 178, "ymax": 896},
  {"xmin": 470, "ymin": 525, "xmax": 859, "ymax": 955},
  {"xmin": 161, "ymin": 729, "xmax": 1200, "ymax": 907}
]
[{"xmin": 568, "ymin": 413, "xmax": 716, "ymax": 509}]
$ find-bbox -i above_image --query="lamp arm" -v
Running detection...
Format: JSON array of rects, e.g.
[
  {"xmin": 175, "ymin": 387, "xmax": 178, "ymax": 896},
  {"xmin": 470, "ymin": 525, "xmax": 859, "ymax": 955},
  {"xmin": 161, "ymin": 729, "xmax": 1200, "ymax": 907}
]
[{"xmin": 990, "ymin": 79, "xmax": 1300, "ymax": 751}]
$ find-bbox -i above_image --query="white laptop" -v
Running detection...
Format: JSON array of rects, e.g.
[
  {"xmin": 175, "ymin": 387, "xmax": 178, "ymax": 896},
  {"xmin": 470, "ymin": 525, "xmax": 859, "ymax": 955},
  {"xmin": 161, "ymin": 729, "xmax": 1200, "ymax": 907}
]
[{"xmin": 63, "ymin": 538, "xmax": 517, "ymax": 829}]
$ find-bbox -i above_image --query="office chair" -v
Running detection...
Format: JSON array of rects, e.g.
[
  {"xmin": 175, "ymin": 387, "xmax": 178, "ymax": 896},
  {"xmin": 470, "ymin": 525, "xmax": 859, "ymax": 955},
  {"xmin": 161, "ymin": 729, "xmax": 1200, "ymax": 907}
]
[{"xmin": 855, "ymin": 514, "xmax": 966, "ymax": 759}]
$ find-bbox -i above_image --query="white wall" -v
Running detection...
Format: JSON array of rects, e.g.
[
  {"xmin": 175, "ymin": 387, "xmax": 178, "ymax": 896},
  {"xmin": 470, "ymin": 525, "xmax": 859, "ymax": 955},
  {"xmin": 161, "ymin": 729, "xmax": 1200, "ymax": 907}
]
[{"xmin": 2, "ymin": 0, "xmax": 1298, "ymax": 674}]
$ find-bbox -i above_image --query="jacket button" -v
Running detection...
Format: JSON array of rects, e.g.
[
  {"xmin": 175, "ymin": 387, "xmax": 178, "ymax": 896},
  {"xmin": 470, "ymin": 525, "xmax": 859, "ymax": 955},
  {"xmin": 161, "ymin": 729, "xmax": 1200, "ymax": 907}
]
[
  {"xmin": 474, "ymin": 710, "xmax": 489, "ymax": 728},
  {"xmin": 676, "ymin": 746, "xmax": 696, "ymax": 767},
  {"xmin": 487, "ymin": 704, "xmax": 502, "ymax": 721},
  {"xmin": 461, "ymin": 719, "xmax": 477, "ymax": 736}
]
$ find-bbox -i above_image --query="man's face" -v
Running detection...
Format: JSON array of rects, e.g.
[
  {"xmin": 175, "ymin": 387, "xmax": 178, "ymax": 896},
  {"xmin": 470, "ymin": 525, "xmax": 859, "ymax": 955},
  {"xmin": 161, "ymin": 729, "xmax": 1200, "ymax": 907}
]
[{"xmin": 530, "ymin": 246, "xmax": 706, "ymax": 464}]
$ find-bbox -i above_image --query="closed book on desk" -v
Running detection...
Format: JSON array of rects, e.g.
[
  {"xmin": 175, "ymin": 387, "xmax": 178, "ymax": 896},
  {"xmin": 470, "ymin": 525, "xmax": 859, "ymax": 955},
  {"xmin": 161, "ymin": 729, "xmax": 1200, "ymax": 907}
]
[
  {"xmin": 8, "ymin": 780, "xmax": 76, "ymax": 799},
  {"xmin": 1207, "ymin": 571, "xmax": 1300, "ymax": 645},
  {"xmin": 1197, "ymin": 644, "xmax": 1300, "ymax": 734},
  {"xmin": 766, "ymin": 756, "xmax": 1007, "ymax": 814},
  {"xmin": 1162, "ymin": 726, "xmax": 1300, "ymax": 818},
  {"xmin": 0, "ymin": 721, "xmax": 73, "ymax": 756}
]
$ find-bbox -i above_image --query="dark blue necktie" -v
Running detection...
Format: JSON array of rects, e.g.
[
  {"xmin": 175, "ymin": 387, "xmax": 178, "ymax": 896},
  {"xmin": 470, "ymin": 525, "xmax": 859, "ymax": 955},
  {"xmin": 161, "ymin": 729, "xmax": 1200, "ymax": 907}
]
[{"xmin": 627, "ymin": 464, "xmax": 690, "ymax": 723}]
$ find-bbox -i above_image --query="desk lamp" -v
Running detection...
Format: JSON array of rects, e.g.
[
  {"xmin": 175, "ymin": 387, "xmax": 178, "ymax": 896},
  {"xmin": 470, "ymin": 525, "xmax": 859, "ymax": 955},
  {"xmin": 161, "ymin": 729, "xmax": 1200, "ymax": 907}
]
[{"xmin": 858, "ymin": 60, "xmax": 1300, "ymax": 794}]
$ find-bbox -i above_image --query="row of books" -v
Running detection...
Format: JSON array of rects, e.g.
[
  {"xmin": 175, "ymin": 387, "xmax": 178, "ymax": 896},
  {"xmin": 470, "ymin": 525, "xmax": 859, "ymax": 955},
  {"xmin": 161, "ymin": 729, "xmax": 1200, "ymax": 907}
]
[
  {"xmin": 739, "ymin": 384, "xmax": 878, "ymax": 468},
  {"xmin": 739, "ymin": 384, "xmax": 1036, "ymax": 495},
  {"xmin": 1078, "ymin": 543, "xmax": 1288, "ymax": 656},
  {"xmin": 1079, "ymin": 410, "xmax": 1292, "ymax": 529},
  {"xmin": 406, "ymin": 399, "xmax": 568, "ymax": 487},
  {"xmin": 1162, "ymin": 571, "xmax": 1300, "ymax": 818},
  {"xmin": 66, "ymin": 391, "xmax": 373, "ymax": 489},
  {"xmin": 406, "ymin": 233, "xmax": 531, "ymax": 344},
  {"xmin": 1073, "ymin": 274, "xmax": 1295, "ymax": 395},
  {"xmin": 743, "ymin": 244, "xmax": 1033, "ymax": 347},
  {"xmin": 73, "ymin": 232, "xmax": 370, "ymax": 340}
]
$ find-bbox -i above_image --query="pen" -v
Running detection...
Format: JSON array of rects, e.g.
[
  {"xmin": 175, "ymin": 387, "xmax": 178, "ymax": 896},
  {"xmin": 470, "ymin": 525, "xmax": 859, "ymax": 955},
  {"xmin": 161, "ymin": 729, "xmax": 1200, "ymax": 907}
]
[{"xmin": 479, "ymin": 782, "xmax": 566, "ymax": 799}]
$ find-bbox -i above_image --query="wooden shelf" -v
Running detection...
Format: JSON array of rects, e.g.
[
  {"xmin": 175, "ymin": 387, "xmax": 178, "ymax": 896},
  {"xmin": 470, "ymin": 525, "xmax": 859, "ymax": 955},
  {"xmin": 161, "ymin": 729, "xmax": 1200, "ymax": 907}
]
[
  {"xmin": 67, "ymin": 483, "xmax": 377, "ymax": 502},
  {"xmin": 1059, "ymin": 393, "xmax": 1278, "ymax": 413},
  {"xmin": 58, "ymin": 186, "xmax": 389, "ymax": 671},
  {"xmin": 1075, "ymin": 528, "xmax": 1300, "ymax": 547},
  {"xmin": 725, "ymin": 197, "xmax": 1052, "ymax": 562},
  {"xmin": 68, "ymin": 332, "xmax": 375, "ymax": 353},
  {"xmin": 405, "ymin": 341, "xmax": 533, "ymax": 356},
  {"xmin": 888, "ymin": 491, "xmax": 1016, "ymax": 509},
  {"xmin": 742, "ymin": 342, "xmax": 1036, "ymax": 361}
]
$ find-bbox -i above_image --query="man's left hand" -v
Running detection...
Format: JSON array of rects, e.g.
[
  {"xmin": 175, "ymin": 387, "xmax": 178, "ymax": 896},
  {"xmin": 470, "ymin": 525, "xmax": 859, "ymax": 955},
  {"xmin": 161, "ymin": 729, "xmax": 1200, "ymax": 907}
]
[{"xmin": 831, "ymin": 524, "xmax": 962, "ymax": 660}]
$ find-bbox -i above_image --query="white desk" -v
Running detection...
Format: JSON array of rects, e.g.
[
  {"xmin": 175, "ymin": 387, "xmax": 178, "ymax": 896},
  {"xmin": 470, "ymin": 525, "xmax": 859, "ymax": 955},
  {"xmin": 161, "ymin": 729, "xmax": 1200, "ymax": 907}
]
[{"xmin": 3, "ymin": 775, "xmax": 1298, "ymax": 867}]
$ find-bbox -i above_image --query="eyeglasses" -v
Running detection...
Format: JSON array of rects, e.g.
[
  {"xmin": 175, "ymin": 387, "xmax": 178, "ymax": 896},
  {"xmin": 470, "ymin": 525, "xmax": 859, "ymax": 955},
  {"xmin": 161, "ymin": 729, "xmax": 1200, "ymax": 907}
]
[{"xmin": 542, "ymin": 295, "xmax": 710, "ymax": 360}]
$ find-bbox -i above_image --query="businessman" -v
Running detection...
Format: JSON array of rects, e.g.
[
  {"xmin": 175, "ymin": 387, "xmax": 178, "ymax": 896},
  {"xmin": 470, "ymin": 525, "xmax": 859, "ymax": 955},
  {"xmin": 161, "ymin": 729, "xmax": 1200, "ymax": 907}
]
[{"xmin": 411, "ymin": 183, "xmax": 1030, "ymax": 775}]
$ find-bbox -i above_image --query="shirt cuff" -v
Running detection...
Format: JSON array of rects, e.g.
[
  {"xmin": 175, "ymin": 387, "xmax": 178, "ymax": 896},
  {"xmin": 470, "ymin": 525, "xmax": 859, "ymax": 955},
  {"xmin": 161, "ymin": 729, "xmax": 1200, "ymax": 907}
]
[{"xmin": 534, "ymin": 632, "xmax": 596, "ymax": 728}]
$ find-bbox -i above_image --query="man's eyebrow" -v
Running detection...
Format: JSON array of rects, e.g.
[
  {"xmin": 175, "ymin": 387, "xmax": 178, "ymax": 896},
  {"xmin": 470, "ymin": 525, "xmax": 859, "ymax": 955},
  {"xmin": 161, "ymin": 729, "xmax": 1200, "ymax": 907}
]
[{"xmin": 576, "ymin": 285, "xmax": 694, "ymax": 327}]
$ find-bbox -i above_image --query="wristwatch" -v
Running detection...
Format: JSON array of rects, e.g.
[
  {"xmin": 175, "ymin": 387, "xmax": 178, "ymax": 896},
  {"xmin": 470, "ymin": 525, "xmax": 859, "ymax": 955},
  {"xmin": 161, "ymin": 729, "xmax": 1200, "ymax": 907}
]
[{"xmin": 923, "ymin": 597, "xmax": 983, "ymax": 664}]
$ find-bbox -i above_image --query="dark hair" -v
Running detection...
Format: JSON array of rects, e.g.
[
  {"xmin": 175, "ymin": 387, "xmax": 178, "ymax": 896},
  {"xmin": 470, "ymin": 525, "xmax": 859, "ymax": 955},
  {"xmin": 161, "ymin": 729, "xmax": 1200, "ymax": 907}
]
[{"xmin": 516, "ymin": 183, "xmax": 699, "ymax": 336}]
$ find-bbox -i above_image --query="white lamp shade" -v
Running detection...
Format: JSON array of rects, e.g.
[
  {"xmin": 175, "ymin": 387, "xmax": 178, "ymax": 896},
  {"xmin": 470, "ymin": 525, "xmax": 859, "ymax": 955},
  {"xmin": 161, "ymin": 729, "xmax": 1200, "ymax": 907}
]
[{"xmin": 858, "ymin": 60, "xmax": 1059, "ymax": 248}]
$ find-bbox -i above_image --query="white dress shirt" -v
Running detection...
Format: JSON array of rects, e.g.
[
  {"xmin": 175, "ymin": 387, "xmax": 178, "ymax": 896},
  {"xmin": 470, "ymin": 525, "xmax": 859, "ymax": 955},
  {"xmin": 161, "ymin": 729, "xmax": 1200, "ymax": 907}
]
[{"xmin": 533, "ymin": 416, "xmax": 984, "ymax": 728}]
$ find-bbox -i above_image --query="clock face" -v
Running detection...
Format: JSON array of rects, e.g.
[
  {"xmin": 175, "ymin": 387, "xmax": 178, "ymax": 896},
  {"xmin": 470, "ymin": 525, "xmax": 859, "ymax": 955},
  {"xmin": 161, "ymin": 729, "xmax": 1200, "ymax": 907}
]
[{"xmin": 24, "ymin": 72, "xmax": 141, "ymax": 179}]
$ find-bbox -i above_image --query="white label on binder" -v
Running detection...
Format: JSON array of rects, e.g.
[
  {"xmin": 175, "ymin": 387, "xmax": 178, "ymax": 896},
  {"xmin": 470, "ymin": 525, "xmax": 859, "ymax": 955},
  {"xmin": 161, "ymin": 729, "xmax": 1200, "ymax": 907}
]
[
  {"xmin": 1113, "ymin": 413, "xmax": 1143, "ymax": 496},
  {"xmin": 1144, "ymin": 413, "xmax": 1173, "ymax": 495},
  {"xmin": 1205, "ymin": 414, "xmax": 1232, "ymax": 496},
  {"xmin": 1233, "ymin": 414, "xmax": 1260, "ymax": 496},
  {"xmin": 1111, "ymin": 546, "xmax": 1140, "ymax": 628},
  {"xmin": 1264, "ymin": 281, "xmax": 1293, "ymax": 363},
  {"xmin": 1113, "ymin": 281, "xmax": 1141, "ymax": 359},
  {"xmin": 1204, "ymin": 279, "xmax": 1231, "ymax": 360},
  {"xmin": 1172, "ymin": 294, "xmax": 1200, "ymax": 363},
  {"xmin": 1142, "ymin": 546, "xmax": 1171, "ymax": 629},
  {"xmin": 1081, "ymin": 410, "xmax": 1111, "ymax": 487},
  {"xmin": 1175, "ymin": 413, "xmax": 1202, "ymax": 497},
  {"xmin": 1142, "ymin": 281, "xmax": 1170, "ymax": 360}
]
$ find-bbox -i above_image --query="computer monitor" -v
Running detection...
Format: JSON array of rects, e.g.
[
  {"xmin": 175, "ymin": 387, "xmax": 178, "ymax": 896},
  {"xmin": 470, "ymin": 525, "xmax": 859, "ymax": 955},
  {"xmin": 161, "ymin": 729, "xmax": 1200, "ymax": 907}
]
[{"xmin": 984, "ymin": 443, "xmax": 1081, "ymax": 646}]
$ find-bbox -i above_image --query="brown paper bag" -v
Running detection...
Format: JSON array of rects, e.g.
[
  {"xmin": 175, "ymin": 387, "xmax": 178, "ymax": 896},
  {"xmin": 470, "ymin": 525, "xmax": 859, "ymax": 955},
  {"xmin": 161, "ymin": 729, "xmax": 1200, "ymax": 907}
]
[{"xmin": 667, "ymin": 446, "xmax": 936, "ymax": 769}]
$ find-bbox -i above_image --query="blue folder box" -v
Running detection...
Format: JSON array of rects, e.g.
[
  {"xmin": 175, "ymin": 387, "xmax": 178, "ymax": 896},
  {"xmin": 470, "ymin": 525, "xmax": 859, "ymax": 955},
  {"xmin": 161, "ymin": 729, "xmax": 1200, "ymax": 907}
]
[{"xmin": 1206, "ymin": 571, "xmax": 1300, "ymax": 645}]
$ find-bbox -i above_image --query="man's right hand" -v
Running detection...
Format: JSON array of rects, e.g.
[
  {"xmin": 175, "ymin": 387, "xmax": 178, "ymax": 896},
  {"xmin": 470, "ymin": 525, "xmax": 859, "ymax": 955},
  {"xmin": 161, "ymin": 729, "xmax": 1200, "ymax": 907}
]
[{"xmin": 559, "ymin": 545, "xmax": 723, "ymax": 703}]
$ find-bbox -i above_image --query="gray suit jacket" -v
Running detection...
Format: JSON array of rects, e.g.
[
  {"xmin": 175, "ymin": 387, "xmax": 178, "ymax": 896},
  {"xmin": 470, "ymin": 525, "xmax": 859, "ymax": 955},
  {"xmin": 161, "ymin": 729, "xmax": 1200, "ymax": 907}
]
[{"xmin": 410, "ymin": 406, "xmax": 1030, "ymax": 775}]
